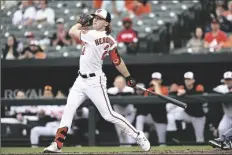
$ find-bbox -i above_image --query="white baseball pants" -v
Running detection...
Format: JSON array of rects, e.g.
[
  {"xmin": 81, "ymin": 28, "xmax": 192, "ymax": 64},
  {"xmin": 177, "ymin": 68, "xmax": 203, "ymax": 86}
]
[
  {"xmin": 30, "ymin": 121, "xmax": 60, "ymax": 145},
  {"xmin": 59, "ymin": 71, "xmax": 139, "ymax": 139},
  {"xmin": 180, "ymin": 112, "xmax": 206, "ymax": 142},
  {"xmin": 113, "ymin": 104, "xmax": 136, "ymax": 144},
  {"xmin": 136, "ymin": 114, "xmax": 167, "ymax": 144},
  {"xmin": 218, "ymin": 114, "xmax": 232, "ymax": 138}
]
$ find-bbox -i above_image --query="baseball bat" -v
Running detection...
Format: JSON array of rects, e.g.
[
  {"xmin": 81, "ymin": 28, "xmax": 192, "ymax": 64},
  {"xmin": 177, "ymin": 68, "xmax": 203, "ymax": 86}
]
[{"xmin": 136, "ymin": 85, "xmax": 187, "ymax": 109}]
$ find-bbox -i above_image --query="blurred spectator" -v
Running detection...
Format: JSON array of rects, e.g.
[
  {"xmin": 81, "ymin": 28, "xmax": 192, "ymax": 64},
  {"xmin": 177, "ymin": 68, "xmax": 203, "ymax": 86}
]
[
  {"xmin": 1, "ymin": 1, "xmax": 18, "ymax": 9},
  {"xmin": 2, "ymin": 35, "xmax": 23, "ymax": 60},
  {"xmin": 223, "ymin": 1, "xmax": 232, "ymax": 22},
  {"xmin": 39, "ymin": 35, "xmax": 51, "ymax": 50},
  {"xmin": 93, "ymin": 0, "xmax": 102, "ymax": 9},
  {"xmin": 213, "ymin": 71, "xmax": 232, "ymax": 139},
  {"xmin": 20, "ymin": 40, "xmax": 46, "ymax": 59},
  {"xmin": 35, "ymin": 0, "xmax": 55, "ymax": 25},
  {"xmin": 12, "ymin": 0, "xmax": 36, "ymax": 26},
  {"xmin": 214, "ymin": 4, "xmax": 232, "ymax": 32},
  {"xmin": 24, "ymin": 31, "xmax": 35, "ymax": 45},
  {"xmin": 126, "ymin": 0, "xmax": 151, "ymax": 17},
  {"xmin": 135, "ymin": 83, "xmax": 145, "ymax": 96},
  {"xmin": 186, "ymin": 27, "xmax": 204, "ymax": 53},
  {"xmin": 42, "ymin": 85, "xmax": 54, "ymax": 99},
  {"xmin": 55, "ymin": 90, "xmax": 66, "ymax": 99},
  {"xmin": 117, "ymin": 17, "xmax": 138, "ymax": 54},
  {"xmin": 51, "ymin": 18, "xmax": 71, "ymax": 47},
  {"xmin": 15, "ymin": 90, "xmax": 26, "ymax": 99},
  {"xmin": 222, "ymin": 34, "xmax": 232, "ymax": 47},
  {"xmin": 174, "ymin": 72, "xmax": 206, "ymax": 142},
  {"xmin": 136, "ymin": 72, "xmax": 168, "ymax": 145},
  {"xmin": 107, "ymin": 75, "xmax": 136, "ymax": 145},
  {"xmin": 101, "ymin": 0, "xmax": 126, "ymax": 17},
  {"xmin": 204, "ymin": 19, "xmax": 227, "ymax": 51},
  {"xmin": 24, "ymin": 31, "xmax": 50, "ymax": 50}
]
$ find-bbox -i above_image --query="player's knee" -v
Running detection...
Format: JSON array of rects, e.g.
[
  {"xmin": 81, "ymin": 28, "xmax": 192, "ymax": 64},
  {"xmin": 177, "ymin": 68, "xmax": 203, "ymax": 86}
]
[{"xmin": 102, "ymin": 113, "xmax": 114, "ymax": 122}]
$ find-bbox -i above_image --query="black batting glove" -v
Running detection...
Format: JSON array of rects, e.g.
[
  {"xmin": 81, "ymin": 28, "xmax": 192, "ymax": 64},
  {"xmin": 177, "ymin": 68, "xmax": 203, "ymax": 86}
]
[
  {"xmin": 77, "ymin": 14, "xmax": 93, "ymax": 27},
  {"xmin": 126, "ymin": 76, "xmax": 136, "ymax": 88}
]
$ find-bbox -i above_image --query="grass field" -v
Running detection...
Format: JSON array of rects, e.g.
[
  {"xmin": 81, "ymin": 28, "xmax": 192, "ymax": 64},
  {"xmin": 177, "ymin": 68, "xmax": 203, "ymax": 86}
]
[{"xmin": 1, "ymin": 146, "xmax": 231, "ymax": 155}]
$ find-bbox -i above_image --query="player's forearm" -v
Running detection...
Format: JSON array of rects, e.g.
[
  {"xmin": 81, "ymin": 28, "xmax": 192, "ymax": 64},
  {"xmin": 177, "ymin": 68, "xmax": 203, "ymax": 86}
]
[
  {"xmin": 69, "ymin": 23, "xmax": 82, "ymax": 39},
  {"xmin": 115, "ymin": 58, "xmax": 130, "ymax": 78}
]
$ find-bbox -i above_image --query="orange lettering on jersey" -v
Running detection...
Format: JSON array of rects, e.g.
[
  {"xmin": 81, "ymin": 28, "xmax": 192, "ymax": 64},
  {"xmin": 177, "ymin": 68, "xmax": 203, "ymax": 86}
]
[
  {"xmin": 94, "ymin": 37, "xmax": 115, "ymax": 47},
  {"xmin": 95, "ymin": 39, "xmax": 100, "ymax": 46},
  {"xmin": 102, "ymin": 37, "xmax": 106, "ymax": 44}
]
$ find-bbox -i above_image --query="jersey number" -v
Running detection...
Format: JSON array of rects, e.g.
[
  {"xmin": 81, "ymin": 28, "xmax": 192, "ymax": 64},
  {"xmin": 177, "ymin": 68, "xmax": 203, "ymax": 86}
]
[
  {"xmin": 81, "ymin": 46, "xmax": 86, "ymax": 55},
  {"xmin": 81, "ymin": 44, "xmax": 109, "ymax": 60},
  {"xmin": 101, "ymin": 45, "xmax": 109, "ymax": 60}
]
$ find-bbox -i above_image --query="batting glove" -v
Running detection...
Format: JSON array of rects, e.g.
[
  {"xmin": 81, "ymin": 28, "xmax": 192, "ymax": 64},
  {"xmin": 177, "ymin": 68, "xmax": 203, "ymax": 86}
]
[
  {"xmin": 77, "ymin": 14, "xmax": 93, "ymax": 27},
  {"xmin": 126, "ymin": 76, "xmax": 136, "ymax": 88}
]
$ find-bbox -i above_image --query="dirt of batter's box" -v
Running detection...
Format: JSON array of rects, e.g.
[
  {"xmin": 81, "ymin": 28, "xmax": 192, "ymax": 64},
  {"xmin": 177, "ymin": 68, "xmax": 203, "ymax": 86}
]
[{"xmin": 2, "ymin": 149, "xmax": 232, "ymax": 155}]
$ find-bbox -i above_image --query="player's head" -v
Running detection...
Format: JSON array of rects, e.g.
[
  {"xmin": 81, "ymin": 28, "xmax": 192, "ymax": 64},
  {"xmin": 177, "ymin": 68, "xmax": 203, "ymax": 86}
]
[
  {"xmin": 135, "ymin": 83, "xmax": 145, "ymax": 95},
  {"xmin": 151, "ymin": 72, "xmax": 162, "ymax": 85},
  {"xmin": 43, "ymin": 85, "xmax": 54, "ymax": 98},
  {"xmin": 223, "ymin": 71, "xmax": 232, "ymax": 88},
  {"xmin": 91, "ymin": 9, "xmax": 111, "ymax": 35},
  {"xmin": 114, "ymin": 75, "xmax": 126, "ymax": 89},
  {"xmin": 184, "ymin": 71, "xmax": 195, "ymax": 87},
  {"xmin": 211, "ymin": 19, "xmax": 220, "ymax": 31}
]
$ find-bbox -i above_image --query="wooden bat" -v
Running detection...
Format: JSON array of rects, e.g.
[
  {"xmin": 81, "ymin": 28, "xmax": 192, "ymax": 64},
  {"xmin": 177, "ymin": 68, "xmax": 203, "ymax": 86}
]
[{"xmin": 136, "ymin": 85, "xmax": 187, "ymax": 109}]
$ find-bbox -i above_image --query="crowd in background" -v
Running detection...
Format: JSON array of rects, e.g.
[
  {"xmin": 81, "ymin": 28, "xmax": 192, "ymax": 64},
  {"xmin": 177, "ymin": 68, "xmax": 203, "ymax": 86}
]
[
  {"xmin": 186, "ymin": 0, "xmax": 232, "ymax": 53},
  {"xmin": 1, "ymin": 0, "xmax": 232, "ymax": 60}
]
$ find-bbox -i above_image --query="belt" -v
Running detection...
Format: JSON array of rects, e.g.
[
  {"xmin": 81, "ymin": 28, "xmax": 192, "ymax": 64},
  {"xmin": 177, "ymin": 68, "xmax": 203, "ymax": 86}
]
[{"xmin": 78, "ymin": 71, "xmax": 96, "ymax": 78}]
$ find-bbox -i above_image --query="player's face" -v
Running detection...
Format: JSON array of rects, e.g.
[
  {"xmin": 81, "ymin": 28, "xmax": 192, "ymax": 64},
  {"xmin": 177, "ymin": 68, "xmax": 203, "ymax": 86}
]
[
  {"xmin": 152, "ymin": 79, "xmax": 162, "ymax": 85},
  {"xmin": 224, "ymin": 79, "xmax": 232, "ymax": 88},
  {"xmin": 184, "ymin": 79, "xmax": 195, "ymax": 87},
  {"xmin": 114, "ymin": 77, "xmax": 126, "ymax": 89},
  {"xmin": 93, "ymin": 16, "xmax": 108, "ymax": 30}
]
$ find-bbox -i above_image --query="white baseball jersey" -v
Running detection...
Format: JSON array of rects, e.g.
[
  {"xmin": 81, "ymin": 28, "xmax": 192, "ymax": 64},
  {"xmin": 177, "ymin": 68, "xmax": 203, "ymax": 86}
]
[
  {"xmin": 213, "ymin": 84, "xmax": 232, "ymax": 117},
  {"xmin": 79, "ymin": 30, "xmax": 117, "ymax": 73}
]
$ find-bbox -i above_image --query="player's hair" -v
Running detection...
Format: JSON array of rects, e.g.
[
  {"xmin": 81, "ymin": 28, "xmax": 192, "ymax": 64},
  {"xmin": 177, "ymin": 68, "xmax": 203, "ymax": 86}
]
[{"xmin": 105, "ymin": 24, "xmax": 112, "ymax": 35}]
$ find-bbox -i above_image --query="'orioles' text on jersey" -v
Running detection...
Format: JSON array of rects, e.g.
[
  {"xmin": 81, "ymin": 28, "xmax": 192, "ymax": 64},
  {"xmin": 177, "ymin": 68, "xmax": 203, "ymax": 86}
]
[{"xmin": 80, "ymin": 30, "xmax": 117, "ymax": 73}]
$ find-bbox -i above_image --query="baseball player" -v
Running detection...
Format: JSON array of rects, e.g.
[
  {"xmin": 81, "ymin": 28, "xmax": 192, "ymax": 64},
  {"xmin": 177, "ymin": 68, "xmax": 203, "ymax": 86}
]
[
  {"xmin": 135, "ymin": 72, "xmax": 168, "ymax": 145},
  {"xmin": 173, "ymin": 72, "xmax": 206, "ymax": 142},
  {"xmin": 44, "ymin": 9, "xmax": 150, "ymax": 153},
  {"xmin": 209, "ymin": 127, "xmax": 232, "ymax": 150},
  {"xmin": 210, "ymin": 71, "xmax": 232, "ymax": 149},
  {"xmin": 108, "ymin": 75, "xmax": 136, "ymax": 145}
]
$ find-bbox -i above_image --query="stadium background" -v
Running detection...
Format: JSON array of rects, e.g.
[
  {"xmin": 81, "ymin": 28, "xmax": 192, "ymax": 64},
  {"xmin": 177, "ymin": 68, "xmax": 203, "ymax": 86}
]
[{"xmin": 1, "ymin": 0, "xmax": 232, "ymax": 151}]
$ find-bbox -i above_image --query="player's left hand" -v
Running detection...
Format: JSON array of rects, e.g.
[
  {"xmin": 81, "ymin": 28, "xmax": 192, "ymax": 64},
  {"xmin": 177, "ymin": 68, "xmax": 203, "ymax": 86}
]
[
  {"xmin": 77, "ymin": 14, "xmax": 93, "ymax": 27},
  {"xmin": 126, "ymin": 76, "xmax": 136, "ymax": 88}
]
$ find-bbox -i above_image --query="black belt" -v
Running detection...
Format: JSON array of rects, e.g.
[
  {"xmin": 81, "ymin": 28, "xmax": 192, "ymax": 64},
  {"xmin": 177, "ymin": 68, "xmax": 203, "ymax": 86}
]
[{"xmin": 78, "ymin": 71, "xmax": 96, "ymax": 78}]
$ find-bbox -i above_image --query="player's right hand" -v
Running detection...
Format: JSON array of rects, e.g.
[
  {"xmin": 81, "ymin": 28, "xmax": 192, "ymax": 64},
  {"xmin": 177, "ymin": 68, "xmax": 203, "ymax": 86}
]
[
  {"xmin": 126, "ymin": 76, "xmax": 136, "ymax": 88},
  {"xmin": 77, "ymin": 14, "xmax": 93, "ymax": 27}
]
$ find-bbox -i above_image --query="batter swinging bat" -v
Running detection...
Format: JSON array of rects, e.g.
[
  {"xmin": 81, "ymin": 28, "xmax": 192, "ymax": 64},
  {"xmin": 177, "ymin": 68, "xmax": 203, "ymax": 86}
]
[{"xmin": 136, "ymin": 85, "xmax": 187, "ymax": 109}]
